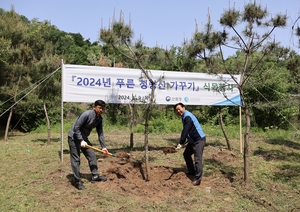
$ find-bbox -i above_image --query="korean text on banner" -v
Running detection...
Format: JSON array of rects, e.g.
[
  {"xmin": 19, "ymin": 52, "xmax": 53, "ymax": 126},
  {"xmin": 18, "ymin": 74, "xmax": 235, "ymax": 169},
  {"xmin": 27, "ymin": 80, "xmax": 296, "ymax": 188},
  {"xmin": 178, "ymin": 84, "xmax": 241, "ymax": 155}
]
[{"xmin": 62, "ymin": 64, "xmax": 241, "ymax": 106}]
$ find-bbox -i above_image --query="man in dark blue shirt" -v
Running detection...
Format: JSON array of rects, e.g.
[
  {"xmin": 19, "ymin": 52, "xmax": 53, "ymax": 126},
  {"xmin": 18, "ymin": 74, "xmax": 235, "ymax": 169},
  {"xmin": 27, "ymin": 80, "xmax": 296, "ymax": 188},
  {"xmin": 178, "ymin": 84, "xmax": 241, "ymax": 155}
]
[
  {"xmin": 68, "ymin": 100, "xmax": 109, "ymax": 190},
  {"xmin": 174, "ymin": 102, "xmax": 206, "ymax": 186}
]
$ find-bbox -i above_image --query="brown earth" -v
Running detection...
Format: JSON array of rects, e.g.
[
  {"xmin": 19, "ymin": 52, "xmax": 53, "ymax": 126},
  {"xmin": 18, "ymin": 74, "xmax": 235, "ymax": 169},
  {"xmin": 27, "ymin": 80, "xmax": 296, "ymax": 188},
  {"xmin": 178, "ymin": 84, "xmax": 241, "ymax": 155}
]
[{"xmin": 61, "ymin": 145, "xmax": 240, "ymax": 203}]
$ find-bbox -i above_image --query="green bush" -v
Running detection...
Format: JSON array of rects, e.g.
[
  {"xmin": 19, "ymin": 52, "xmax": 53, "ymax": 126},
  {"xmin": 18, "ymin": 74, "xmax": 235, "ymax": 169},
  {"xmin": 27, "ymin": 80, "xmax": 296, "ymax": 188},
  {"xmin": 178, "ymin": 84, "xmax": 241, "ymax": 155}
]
[{"xmin": 134, "ymin": 116, "xmax": 182, "ymax": 134}]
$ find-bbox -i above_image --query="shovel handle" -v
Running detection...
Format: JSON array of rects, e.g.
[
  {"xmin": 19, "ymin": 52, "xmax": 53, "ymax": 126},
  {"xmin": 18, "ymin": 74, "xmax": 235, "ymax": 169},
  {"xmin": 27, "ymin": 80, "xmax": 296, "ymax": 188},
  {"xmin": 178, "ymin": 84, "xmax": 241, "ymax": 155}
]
[{"xmin": 85, "ymin": 144, "xmax": 115, "ymax": 157}]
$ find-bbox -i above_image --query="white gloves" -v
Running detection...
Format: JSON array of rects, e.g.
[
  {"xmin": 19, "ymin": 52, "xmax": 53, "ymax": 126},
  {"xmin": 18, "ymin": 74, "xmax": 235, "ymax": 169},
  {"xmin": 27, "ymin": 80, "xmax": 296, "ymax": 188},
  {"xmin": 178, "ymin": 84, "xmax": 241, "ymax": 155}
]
[
  {"xmin": 80, "ymin": 140, "xmax": 88, "ymax": 148},
  {"xmin": 102, "ymin": 148, "xmax": 109, "ymax": 154},
  {"xmin": 175, "ymin": 143, "xmax": 182, "ymax": 151}
]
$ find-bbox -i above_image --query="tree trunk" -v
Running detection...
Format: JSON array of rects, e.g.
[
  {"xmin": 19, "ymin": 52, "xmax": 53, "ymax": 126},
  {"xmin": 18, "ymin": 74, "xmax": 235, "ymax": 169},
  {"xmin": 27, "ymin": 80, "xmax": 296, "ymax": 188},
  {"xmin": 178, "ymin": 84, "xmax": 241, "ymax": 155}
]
[
  {"xmin": 239, "ymin": 88, "xmax": 250, "ymax": 183},
  {"xmin": 143, "ymin": 85, "xmax": 155, "ymax": 181},
  {"xmin": 243, "ymin": 104, "xmax": 251, "ymax": 183},
  {"xmin": 128, "ymin": 104, "xmax": 134, "ymax": 149},
  {"xmin": 4, "ymin": 108, "xmax": 13, "ymax": 142},
  {"xmin": 219, "ymin": 107, "xmax": 231, "ymax": 150},
  {"xmin": 43, "ymin": 102, "xmax": 51, "ymax": 144},
  {"xmin": 4, "ymin": 76, "xmax": 21, "ymax": 141},
  {"xmin": 144, "ymin": 105, "xmax": 150, "ymax": 181}
]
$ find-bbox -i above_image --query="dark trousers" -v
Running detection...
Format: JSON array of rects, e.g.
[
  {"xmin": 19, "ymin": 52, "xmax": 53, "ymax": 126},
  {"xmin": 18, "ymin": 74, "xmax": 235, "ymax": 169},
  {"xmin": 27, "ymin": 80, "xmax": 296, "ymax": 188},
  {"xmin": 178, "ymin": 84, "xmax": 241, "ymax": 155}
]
[
  {"xmin": 183, "ymin": 137, "xmax": 206, "ymax": 181},
  {"xmin": 68, "ymin": 136, "xmax": 98, "ymax": 182}
]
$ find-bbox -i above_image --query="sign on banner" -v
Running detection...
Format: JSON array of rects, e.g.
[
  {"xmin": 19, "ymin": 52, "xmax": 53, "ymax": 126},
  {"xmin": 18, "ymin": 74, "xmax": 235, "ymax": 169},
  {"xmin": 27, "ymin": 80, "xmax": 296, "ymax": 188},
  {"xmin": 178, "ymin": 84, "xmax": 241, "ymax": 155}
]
[{"xmin": 62, "ymin": 64, "xmax": 241, "ymax": 106}]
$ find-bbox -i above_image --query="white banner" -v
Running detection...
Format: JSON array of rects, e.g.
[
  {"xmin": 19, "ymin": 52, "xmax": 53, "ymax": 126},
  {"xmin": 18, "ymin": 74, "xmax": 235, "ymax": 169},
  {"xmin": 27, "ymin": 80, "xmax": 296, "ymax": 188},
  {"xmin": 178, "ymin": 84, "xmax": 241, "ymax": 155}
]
[{"xmin": 62, "ymin": 64, "xmax": 241, "ymax": 106}]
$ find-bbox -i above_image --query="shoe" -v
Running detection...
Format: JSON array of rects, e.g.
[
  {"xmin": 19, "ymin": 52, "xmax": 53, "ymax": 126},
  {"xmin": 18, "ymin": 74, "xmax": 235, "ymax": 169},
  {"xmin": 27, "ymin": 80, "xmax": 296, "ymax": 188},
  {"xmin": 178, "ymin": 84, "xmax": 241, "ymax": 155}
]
[
  {"xmin": 91, "ymin": 175, "xmax": 107, "ymax": 183},
  {"xmin": 75, "ymin": 181, "xmax": 86, "ymax": 190},
  {"xmin": 192, "ymin": 179, "xmax": 201, "ymax": 186}
]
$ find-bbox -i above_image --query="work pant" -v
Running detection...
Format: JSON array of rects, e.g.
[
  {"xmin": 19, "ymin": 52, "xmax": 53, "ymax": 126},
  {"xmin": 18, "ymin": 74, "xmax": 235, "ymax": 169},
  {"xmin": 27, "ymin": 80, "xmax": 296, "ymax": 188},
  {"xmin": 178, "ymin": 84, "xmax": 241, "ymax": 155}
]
[
  {"xmin": 183, "ymin": 137, "xmax": 206, "ymax": 181},
  {"xmin": 68, "ymin": 136, "xmax": 98, "ymax": 182}
]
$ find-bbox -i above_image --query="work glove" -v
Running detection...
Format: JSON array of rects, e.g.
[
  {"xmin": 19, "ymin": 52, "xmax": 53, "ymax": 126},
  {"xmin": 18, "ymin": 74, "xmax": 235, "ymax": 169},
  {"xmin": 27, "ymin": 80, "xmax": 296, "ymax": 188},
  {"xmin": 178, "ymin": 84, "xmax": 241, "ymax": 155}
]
[
  {"xmin": 175, "ymin": 143, "xmax": 182, "ymax": 151},
  {"xmin": 102, "ymin": 148, "xmax": 109, "ymax": 154},
  {"xmin": 80, "ymin": 140, "xmax": 88, "ymax": 148}
]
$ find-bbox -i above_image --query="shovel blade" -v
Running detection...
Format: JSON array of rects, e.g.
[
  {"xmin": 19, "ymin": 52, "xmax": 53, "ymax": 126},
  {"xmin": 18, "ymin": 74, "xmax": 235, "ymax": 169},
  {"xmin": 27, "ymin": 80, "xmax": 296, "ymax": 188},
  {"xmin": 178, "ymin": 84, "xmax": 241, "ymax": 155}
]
[{"xmin": 163, "ymin": 146, "xmax": 177, "ymax": 155}]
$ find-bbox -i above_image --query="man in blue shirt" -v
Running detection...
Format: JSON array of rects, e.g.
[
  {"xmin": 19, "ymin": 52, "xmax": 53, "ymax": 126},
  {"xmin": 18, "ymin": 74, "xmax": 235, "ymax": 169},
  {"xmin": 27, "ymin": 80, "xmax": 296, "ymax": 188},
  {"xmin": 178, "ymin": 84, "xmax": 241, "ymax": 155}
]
[
  {"xmin": 68, "ymin": 100, "xmax": 109, "ymax": 190},
  {"xmin": 174, "ymin": 102, "xmax": 206, "ymax": 186}
]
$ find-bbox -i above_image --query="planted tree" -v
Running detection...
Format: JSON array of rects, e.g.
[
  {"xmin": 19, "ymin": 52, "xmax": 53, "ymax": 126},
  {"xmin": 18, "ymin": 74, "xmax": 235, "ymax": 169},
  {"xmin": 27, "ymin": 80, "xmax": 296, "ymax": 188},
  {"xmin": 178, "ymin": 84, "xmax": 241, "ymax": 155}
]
[
  {"xmin": 184, "ymin": 14, "xmax": 235, "ymax": 150},
  {"xmin": 100, "ymin": 13, "xmax": 164, "ymax": 180},
  {"xmin": 185, "ymin": 2, "xmax": 287, "ymax": 182}
]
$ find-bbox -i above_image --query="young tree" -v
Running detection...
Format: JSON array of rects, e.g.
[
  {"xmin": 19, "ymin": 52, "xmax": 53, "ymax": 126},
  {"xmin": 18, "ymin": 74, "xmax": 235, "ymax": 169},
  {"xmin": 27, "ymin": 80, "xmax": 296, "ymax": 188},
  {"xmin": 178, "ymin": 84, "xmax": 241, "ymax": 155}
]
[
  {"xmin": 220, "ymin": 2, "xmax": 287, "ymax": 182},
  {"xmin": 100, "ymin": 13, "xmax": 163, "ymax": 181},
  {"xmin": 185, "ymin": 2, "xmax": 287, "ymax": 182},
  {"xmin": 184, "ymin": 14, "xmax": 234, "ymax": 151}
]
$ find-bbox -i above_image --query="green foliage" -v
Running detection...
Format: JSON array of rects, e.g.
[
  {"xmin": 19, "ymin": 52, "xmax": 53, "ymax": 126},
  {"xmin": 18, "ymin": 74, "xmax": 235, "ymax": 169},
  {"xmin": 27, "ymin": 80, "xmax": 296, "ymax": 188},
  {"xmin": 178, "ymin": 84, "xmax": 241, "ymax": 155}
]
[
  {"xmin": 134, "ymin": 115, "xmax": 182, "ymax": 134},
  {"xmin": 242, "ymin": 53, "xmax": 294, "ymax": 129},
  {"xmin": 104, "ymin": 103, "xmax": 130, "ymax": 126},
  {"xmin": 0, "ymin": 6, "xmax": 299, "ymax": 136},
  {"xmin": 220, "ymin": 7, "xmax": 240, "ymax": 27}
]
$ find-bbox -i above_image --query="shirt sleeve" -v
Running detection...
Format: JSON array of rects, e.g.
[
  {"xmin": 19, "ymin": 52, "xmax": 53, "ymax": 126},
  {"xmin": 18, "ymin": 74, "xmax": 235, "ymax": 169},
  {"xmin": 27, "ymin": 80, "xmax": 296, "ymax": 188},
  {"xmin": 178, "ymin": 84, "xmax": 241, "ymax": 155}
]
[
  {"xmin": 73, "ymin": 112, "xmax": 88, "ymax": 142},
  {"xmin": 180, "ymin": 116, "xmax": 193, "ymax": 144},
  {"xmin": 96, "ymin": 117, "xmax": 106, "ymax": 149}
]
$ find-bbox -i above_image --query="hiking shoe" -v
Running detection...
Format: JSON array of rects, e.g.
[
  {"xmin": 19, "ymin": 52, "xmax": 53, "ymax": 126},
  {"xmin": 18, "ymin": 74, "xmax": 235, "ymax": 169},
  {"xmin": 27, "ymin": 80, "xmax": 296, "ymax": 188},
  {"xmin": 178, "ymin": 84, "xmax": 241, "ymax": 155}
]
[
  {"xmin": 91, "ymin": 175, "xmax": 107, "ymax": 183},
  {"xmin": 192, "ymin": 179, "xmax": 201, "ymax": 186},
  {"xmin": 75, "ymin": 181, "xmax": 86, "ymax": 190}
]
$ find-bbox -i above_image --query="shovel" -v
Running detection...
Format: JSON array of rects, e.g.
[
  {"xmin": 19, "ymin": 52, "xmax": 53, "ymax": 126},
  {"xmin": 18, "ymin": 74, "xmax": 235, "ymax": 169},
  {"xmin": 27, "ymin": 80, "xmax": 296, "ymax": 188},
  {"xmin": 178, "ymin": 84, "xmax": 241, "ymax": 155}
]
[
  {"xmin": 163, "ymin": 142, "xmax": 187, "ymax": 155},
  {"xmin": 163, "ymin": 146, "xmax": 178, "ymax": 155},
  {"xmin": 85, "ymin": 144, "xmax": 116, "ymax": 157}
]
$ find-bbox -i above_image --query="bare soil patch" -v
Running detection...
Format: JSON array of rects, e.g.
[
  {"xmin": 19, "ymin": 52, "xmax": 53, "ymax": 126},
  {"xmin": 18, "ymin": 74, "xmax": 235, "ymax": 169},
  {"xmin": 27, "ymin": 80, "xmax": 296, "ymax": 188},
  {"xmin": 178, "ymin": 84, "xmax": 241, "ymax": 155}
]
[{"xmin": 63, "ymin": 144, "xmax": 239, "ymax": 203}]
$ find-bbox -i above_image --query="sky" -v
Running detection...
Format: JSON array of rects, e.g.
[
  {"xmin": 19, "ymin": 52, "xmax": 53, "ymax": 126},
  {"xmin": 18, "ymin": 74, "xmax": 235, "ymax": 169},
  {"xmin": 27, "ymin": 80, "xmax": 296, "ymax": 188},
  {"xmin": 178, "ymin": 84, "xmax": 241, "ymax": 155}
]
[{"xmin": 1, "ymin": 0, "xmax": 300, "ymax": 56}]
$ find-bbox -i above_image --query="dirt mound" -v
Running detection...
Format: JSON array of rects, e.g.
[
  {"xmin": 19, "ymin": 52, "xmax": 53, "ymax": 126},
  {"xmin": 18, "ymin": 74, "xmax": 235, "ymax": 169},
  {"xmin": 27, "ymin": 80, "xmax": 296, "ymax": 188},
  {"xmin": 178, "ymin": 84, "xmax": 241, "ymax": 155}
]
[
  {"xmin": 96, "ymin": 156, "xmax": 196, "ymax": 202},
  {"xmin": 162, "ymin": 146, "xmax": 177, "ymax": 155},
  {"xmin": 115, "ymin": 151, "xmax": 130, "ymax": 159}
]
